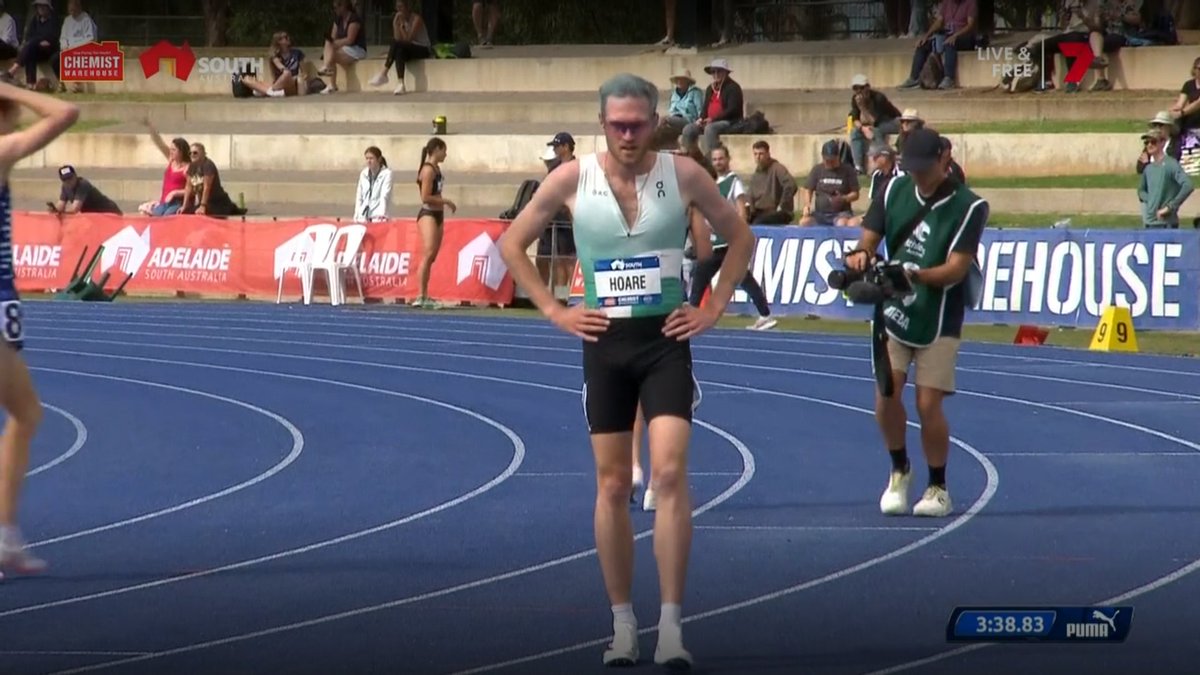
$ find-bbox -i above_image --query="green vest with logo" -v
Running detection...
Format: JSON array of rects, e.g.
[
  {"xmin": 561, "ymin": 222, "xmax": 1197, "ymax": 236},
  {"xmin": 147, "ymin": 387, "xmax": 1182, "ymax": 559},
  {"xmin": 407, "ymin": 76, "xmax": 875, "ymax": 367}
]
[
  {"xmin": 710, "ymin": 174, "xmax": 739, "ymax": 248},
  {"xmin": 879, "ymin": 174, "xmax": 985, "ymax": 347}
]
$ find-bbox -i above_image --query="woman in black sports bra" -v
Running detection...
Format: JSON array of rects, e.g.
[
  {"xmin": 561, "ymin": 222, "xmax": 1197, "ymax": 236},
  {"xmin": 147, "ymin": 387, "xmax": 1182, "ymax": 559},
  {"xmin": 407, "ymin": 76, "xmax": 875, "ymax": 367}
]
[{"xmin": 414, "ymin": 137, "xmax": 456, "ymax": 307}]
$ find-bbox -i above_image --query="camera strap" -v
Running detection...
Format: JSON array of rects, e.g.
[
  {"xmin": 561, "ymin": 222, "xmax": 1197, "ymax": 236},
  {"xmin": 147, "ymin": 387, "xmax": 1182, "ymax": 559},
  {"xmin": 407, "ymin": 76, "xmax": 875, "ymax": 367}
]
[{"xmin": 871, "ymin": 178, "xmax": 958, "ymax": 398}]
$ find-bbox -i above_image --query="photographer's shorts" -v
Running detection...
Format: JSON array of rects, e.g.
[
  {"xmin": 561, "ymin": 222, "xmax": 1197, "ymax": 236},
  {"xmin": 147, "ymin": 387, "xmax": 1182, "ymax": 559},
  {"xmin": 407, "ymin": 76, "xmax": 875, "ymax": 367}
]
[
  {"xmin": 581, "ymin": 315, "xmax": 701, "ymax": 434},
  {"xmin": 887, "ymin": 337, "xmax": 961, "ymax": 393}
]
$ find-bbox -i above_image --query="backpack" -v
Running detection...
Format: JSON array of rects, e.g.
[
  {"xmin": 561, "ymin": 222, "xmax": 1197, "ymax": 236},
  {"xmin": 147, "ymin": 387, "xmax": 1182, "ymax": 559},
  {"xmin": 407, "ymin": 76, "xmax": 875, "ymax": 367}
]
[
  {"xmin": 726, "ymin": 110, "xmax": 772, "ymax": 135},
  {"xmin": 919, "ymin": 52, "xmax": 944, "ymax": 89},
  {"xmin": 499, "ymin": 179, "xmax": 540, "ymax": 220},
  {"xmin": 434, "ymin": 42, "xmax": 472, "ymax": 59},
  {"xmin": 231, "ymin": 72, "xmax": 252, "ymax": 98}
]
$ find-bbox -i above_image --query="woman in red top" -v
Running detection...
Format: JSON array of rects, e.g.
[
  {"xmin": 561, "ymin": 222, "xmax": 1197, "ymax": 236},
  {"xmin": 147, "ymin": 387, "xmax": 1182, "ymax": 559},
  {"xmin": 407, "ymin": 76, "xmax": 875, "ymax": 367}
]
[{"xmin": 137, "ymin": 118, "xmax": 189, "ymax": 216}]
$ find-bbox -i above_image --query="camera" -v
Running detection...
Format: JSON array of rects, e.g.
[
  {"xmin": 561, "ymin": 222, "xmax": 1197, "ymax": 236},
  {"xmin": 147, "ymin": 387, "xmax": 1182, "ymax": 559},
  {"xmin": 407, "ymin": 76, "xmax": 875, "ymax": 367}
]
[{"xmin": 827, "ymin": 259, "xmax": 914, "ymax": 305}]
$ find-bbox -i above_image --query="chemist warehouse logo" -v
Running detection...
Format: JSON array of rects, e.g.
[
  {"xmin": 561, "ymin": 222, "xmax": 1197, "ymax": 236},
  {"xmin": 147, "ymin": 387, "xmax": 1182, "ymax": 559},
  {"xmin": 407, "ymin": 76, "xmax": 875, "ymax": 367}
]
[{"xmin": 101, "ymin": 225, "xmax": 232, "ymax": 283}]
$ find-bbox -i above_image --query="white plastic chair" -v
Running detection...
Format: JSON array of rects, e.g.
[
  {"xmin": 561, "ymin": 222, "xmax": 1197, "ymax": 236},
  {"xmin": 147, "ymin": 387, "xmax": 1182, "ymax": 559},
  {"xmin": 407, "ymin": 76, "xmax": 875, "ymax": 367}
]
[
  {"xmin": 277, "ymin": 223, "xmax": 338, "ymax": 304},
  {"xmin": 306, "ymin": 224, "xmax": 367, "ymax": 305}
]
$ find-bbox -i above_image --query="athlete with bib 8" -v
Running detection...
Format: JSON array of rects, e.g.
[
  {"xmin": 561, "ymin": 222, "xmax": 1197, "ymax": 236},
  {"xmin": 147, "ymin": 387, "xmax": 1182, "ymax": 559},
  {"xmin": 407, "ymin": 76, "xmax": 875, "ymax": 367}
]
[
  {"xmin": 498, "ymin": 73, "xmax": 753, "ymax": 671},
  {"xmin": 0, "ymin": 73, "xmax": 80, "ymax": 578}
]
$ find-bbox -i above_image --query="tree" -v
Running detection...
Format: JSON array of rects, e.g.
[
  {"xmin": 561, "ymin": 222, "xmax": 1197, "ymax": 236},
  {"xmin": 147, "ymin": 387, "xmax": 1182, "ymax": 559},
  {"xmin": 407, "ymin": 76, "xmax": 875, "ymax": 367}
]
[{"xmin": 201, "ymin": 0, "xmax": 229, "ymax": 47}]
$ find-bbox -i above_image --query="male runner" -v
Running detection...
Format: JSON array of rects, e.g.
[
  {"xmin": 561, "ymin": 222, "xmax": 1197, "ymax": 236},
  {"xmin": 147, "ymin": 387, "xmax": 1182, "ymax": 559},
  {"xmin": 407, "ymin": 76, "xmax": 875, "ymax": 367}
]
[
  {"xmin": 0, "ymin": 76, "xmax": 80, "ymax": 577},
  {"xmin": 498, "ymin": 72, "xmax": 753, "ymax": 670}
]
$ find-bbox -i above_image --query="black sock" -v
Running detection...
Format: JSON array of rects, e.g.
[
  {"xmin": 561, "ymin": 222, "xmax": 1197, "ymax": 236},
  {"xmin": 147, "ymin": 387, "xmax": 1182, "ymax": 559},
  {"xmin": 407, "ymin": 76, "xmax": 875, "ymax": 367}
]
[
  {"xmin": 929, "ymin": 465, "xmax": 946, "ymax": 487},
  {"xmin": 889, "ymin": 447, "xmax": 909, "ymax": 473}
]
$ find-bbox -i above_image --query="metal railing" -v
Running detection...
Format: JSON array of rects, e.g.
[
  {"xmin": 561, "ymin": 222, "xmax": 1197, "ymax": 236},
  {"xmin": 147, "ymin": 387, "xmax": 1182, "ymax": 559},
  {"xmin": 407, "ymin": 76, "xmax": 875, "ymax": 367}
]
[
  {"xmin": 93, "ymin": 15, "xmax": 207, "ymax": 48},
  {"xmin": 732, "ymin": 0, "xmax": 887, "ymax": 41}
]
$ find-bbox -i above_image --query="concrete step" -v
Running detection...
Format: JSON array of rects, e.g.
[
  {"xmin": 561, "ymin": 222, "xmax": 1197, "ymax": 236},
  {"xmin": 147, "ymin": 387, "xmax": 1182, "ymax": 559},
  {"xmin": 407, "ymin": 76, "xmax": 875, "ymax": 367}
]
[
  {"xmin": 23, "ymin": 128, "xmax": 1149, "ymax": 177},
  {"xmin": 91, "ymin": 41, "xmax": 1200, "ymax": 94},
  {"xmin": 62, "ymin": 89, "xmax": 1175, "ymax": 127}
]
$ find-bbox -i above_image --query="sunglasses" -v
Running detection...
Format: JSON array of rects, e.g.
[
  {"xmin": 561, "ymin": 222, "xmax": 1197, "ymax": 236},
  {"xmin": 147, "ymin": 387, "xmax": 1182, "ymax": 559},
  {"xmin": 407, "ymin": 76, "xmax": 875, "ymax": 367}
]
[{"xmin": 605, "ymin": 120, "xmax": 651, "ymax": 137}]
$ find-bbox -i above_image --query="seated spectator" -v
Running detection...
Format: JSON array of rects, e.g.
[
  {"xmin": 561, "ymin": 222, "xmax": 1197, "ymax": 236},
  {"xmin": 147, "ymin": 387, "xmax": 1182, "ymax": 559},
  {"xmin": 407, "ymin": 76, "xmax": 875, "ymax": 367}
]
[
  {"xmin": 847, "ymin": 74, "xmax": 902, "ymax": 175},
  {"xmin": 658, "ymin": 69, "xmax": 703, "ymax": 138},
  {"xmin": 0, "ymin": 2, "xmax": 16, "ymax": 49},
  {"xmin": 368, "ymin": 0, "xmax": 431, "ymax": 95},
  {"xmin": 1083, "ymin": 0, "xmax": 1142, "ymax": 92},
  {"xmin": 896, "ymin": 108, "xmax": 925, "ymax": 152},
  {"xmin": 317, "ymin": 0, "xmax": 366, "ymax": 95},
  {"xmin": 1137, "ymin": 111, "xmax": 1181, "ymax": 174},
  {"xmin": 898, "ymin": 0, "xmax": 980, "ymax": 90},
  {"xmin": 1138, "ymin": 128, "xmax": 1194, "ymax": 229},
  {"xmin": 11, "ymin": 0, "xmax": 60, "ymax": 89},
  {"xmin": 136, "ymin": 119, "xmax": 189, "ymax": 216},
  {"xmin": 59, "ymin": 0, "xmax": 96, "ymax": 92},
  {"xmin": 354, "ymin": 146, "xmax": 392, "ymax": 222},
  {"xmin": 52, "ymin": 165, "xmax": 121, "ymax": 215},
  {"xmin": 1169, "ymin": 57, "xmax": 1200, "ymax": 136},
  {"xmin": 243, "ymin": 31, "xmax": 304, "ymax": 98},
  {"xmin": 682, "ymin": 59, "xmax": 744, "ymax": 153},
  {"xmin": 800, "ymin": 139, "xmax": 860, "ymax": 227},
  {"xmin": 747, "ymin": 140, "xmax": 796, "ymax": 224},
  {"xmin": 181, "ymin": 143, "xmax": 237, "ymax": 217}
]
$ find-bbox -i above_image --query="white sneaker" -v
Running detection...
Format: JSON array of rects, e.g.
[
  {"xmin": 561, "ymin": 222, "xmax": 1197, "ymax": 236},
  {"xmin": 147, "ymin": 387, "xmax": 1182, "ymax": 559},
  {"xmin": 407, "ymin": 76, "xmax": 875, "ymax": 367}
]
[
  {"xmin": 879, "ymin": 469, "xmax": 911, "ymax": 515},
  {"xmin": 642, "ymin": 485, "xmax": 657, "ymax": 512},
  {"xmin": 913, "ymin": 485, "xmax": 953, "ymax": 517},
  {"xmin": 0, "ymin": 529, "xmax": 47, "ymax": 577},
  {"xmin": 602, "ymin": 622, "xmax": 639, "ymax": 667},
  {"xmin": 631, "ymin": 466, "xmax": 644, "ymax": 504},
  {"xmin": 369, "ymin": 71, "xmax": 388, "ymax": 87},
  {"xmin": 393, "ymin": 82, "xmax": 407, "ymax": 95},
  {"xmin": 266, "ymin": 88, "xmax": 284, "ymax": 98},
  {"xmin": 749, "ymin": 316, "xmax": 777, "ymax": 331},
  {"xmin": 654, "ymin": 624, "xmax": 693, "ymax": 671}
]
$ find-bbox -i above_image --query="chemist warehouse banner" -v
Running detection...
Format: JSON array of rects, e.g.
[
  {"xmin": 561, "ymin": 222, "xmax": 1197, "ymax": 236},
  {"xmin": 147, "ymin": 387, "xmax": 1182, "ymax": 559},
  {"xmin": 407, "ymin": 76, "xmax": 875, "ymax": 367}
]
[
  {"xmin": 723, "ymin": 226, "xmax": 1200, "ymax": 331},
  {"xmin": 8, "ymin": 213, "xmax": 515, "ymax": 304}
]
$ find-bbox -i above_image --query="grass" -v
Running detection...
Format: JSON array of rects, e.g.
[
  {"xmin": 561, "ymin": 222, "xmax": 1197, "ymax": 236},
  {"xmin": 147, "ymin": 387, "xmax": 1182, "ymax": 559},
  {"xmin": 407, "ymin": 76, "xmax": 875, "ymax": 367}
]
[
  {"xmin": 968, "ymin": 174, "xmax": 1138, "ymax": 189},
  {"xmin": 935, "ymin": 119, "xmax": 1146, "ymax": 134},
  {"xmin": 15, "ymin": 118, "xmax": 120, "ymax": 133}
]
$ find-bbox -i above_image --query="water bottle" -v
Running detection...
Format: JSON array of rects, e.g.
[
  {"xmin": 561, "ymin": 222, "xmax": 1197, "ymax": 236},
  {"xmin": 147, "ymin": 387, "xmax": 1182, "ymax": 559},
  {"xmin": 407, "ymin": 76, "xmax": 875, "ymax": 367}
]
[
  {"xmin": 433, "ymin": 116, "xmax": 447, "ymax": 134},
  {"xmin": 1052, "ymin": 218, "xmax": 1071, "ymax": 229}
]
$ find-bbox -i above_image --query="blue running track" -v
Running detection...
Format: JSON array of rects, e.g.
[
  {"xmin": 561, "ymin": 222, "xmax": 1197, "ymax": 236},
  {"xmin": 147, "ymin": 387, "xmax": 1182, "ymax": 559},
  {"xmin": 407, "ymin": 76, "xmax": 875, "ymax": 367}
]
[{"xmin": 3, "ymin": 300, "xmax": 1200, "ymax": 675}]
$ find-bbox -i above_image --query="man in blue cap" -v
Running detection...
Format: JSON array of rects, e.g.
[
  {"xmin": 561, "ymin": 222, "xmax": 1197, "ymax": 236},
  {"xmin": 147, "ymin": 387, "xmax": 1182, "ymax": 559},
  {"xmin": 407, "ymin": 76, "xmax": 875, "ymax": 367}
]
[
  {"xmin": 537, "ymin": 132, "xmax": 576, "ymax": 291},
  {"xmin": 844, "ymin": 127, "xmax": 987, "ymax": 519}
]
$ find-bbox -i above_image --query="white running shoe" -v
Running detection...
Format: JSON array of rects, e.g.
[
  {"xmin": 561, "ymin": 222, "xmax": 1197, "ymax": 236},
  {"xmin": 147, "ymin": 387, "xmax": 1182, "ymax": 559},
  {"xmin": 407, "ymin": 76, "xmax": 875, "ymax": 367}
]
[
  {"xmin": 879, "ymin": 469, "xmax": 911, "ymax": 515},
  {"xmin": 913, "ymin": 485, "xmax": 953, "ymax": 517},
  {"xmin": 369, "ymin": 71, "xmax": 388, "ymax": 87},
  {"xmin": 642, "ymin": 485, "xmax": 657, "ymax": 512},
  {"xmin": 654, "ymin": 624, "xmax": 693, "ymax": 671},
  {"xmin": 602, "ymin": 622, "xmax": 639, "ymax": 667},
  {"xmin": 0, "ymin": 529, "xmax": 46, "ymax": 577},
  {"xmin": 266, "ymin": 88, "xmax": 285, "ymax": 98},
  {"xmin": 748, "ymin": 316, "xmax": 777, "ymax": 331}
]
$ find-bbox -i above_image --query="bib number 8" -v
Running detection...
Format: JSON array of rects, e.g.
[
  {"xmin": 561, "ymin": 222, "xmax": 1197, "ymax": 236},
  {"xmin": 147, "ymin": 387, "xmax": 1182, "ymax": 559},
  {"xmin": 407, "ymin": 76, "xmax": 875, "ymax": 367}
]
[{"xmin": 2, "ymin": 301, "xmax": 22, "ymax": 343}]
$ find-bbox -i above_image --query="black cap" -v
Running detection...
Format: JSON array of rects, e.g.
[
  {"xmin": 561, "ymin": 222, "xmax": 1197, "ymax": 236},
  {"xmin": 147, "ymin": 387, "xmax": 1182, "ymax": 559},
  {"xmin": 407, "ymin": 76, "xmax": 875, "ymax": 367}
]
[
  {"xmin": 548, "ymin": 132, "xmax": 575, "ymax": 147},
  {"xmin": 899, "ymin": 128, "xmax": 943, "ymax": 173},
  {"xmin": 821, "ymin": 139, "xmax": 842, "ymax": 157},
  {"xmin": 58, "ymin": 165, "xmax": 76, "ymax": 180}
]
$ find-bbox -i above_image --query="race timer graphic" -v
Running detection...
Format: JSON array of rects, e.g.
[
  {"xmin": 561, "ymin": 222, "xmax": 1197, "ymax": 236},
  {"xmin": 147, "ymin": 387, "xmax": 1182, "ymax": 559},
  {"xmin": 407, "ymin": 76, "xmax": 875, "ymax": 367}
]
[{"xmin": 947, "ymin": 606, "xmax": 1133, "ymax": 643}]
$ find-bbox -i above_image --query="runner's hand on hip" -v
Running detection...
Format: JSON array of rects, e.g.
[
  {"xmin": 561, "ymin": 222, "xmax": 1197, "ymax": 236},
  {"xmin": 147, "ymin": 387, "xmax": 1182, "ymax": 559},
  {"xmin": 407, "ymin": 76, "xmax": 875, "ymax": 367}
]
[
  {"xmin": 663, "ymin": 304, "xmax": 718, "ymax": 341},
  {"xmin": 549, "ymin": 303, "xmax": 610, "ymax": 342}
]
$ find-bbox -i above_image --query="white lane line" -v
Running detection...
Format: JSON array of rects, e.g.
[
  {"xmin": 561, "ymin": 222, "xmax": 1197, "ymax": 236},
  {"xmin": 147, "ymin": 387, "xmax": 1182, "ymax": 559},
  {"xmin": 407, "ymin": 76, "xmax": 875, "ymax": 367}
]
[{"xmin": 27, "ymin": 403, "xmax": 88, "ymax": 477}]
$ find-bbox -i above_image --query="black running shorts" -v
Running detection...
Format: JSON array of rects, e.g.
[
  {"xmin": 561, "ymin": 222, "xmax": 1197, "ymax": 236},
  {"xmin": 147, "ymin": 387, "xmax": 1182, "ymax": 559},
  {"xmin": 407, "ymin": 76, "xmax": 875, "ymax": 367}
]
[{"xmin": 581, "ymin": 315, "xmax": 700, "ymax": 434}]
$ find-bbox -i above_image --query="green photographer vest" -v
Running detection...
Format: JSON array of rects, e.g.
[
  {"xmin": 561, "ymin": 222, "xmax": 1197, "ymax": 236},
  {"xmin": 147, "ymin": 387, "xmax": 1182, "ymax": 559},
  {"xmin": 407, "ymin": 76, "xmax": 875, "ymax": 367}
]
[{"xmin": 879, "ymin": 174, "xmax": 986, "ymax": 347}]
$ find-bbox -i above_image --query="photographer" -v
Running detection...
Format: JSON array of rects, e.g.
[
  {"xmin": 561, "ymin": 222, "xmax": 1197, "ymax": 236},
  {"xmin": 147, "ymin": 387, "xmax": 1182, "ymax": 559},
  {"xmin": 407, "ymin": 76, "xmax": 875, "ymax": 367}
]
[{"xmin": 844, "ymin": 127, "xmax": 987, "ymax": 518}]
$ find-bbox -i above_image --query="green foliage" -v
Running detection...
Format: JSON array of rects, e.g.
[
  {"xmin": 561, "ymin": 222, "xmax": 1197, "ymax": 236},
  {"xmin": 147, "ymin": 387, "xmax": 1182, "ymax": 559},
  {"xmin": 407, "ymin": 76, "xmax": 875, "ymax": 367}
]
[
  {"xmin": 226, "ymin": 0, "xmax": 333, "ymax": 47},
  {"xmin": 448, "ymin": 0, "xmax": 663, "ymax": 45}
]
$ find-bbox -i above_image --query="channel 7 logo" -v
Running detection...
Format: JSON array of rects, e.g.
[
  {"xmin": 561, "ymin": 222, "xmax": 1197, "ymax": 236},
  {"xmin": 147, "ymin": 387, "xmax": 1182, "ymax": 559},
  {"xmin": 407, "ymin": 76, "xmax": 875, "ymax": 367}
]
[{"xmin": 1058, "ymin": 43, "xmax": 1096, "ymax": 85}]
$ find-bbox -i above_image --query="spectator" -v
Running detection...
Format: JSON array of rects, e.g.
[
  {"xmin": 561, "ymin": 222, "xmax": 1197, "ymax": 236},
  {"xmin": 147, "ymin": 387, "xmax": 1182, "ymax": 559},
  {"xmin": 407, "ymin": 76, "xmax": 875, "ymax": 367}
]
[
  {"xmin": 898, "ymin": 0, "xmax": 980, "ymax": 90},
  {"xmin": 848, "ymin": 73, "xmax": 902, "ymax": 175},
  {"xmin": 0, "ymin": 2, "xmax": 16, "ymax": 49},
  {"xmin": 354, "ymin": 146, "xmax": 392, "ymax": 222},
  {"xmin": 537, "ymin": 132, "xmax": 575, "ymax": 290},
  {"xmin": 747, "ymin": 140, "xmax": 796, "ymax": 224},
  {"xmin": 181, "ymin": 143, "xmax": 236, "ymax": 217},
  {"xmin": 59, "ymin": 0, "xmax": 95, "ymax": 51},
  {"xmin": 896, "ymin": 108, "xmax": 925, "ymax": 152},
  {"xmin": 242, "ymin": 31, "xmax": 304, "ymax": 98},
  {"xmin": 317, "ymin": 0, "xmax": 366, "ymax": 95},
  {"xmin": 12, "ymin": 0, "xmax": 60, "ymax": 89},
  {"xmin": 1138, "ymin": 111, "xmax": 1182, "ymax": 174},
  {"xmin": 658, "ymin": 69, "xmax": 703, "ymax": 138},
  {"xmin": 682, "ymin": 59, "xmax": 744, "ymax": 154},
  {"xmin": 847, "ymin": 143, "xmax": 903, "ymax": 228},
  {"xmin": 1169, "ymin": 56, "xmax": 1200, "ymax": 136},
  {"xmin": 51, "ymin": 165, "xmax": 120, "ymax": 215},
  {"xmin": 659, "ymin": 0, "xmax": 677, "ymax": 45},
  {"xmin": 940, "ymin": 136, "xmax": 967, "ymax": 184},
  {"xmin": 136, "ymin": 119, "xmax": 189, "ymax": 216},
  {"xmin": 1083, "ymin": 0, "xmax": 1142, "ymax": 92},
  {"xmin": 1138, "ymin": 128, "xmax": 1193, "ymax": 228},
  {"xmin": 472, "ymin": 0, "xmax": 500, "ymax": 48},
  {"xmin": 368, "ymin": 1, "xmax": 430, "ymax": 95},
  {"xmin": 800, "ymin": 139, "xmax": 860, "ymax": 227},
  {"xmin": 711, "ymin": 0, "xmax": 734, "ymax": 46}
]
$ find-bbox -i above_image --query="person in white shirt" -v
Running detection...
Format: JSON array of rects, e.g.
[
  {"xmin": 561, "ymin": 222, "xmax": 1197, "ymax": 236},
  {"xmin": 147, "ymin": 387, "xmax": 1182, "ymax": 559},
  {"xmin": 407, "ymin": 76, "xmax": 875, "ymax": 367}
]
[
  {"xmin": 354, "ymin": 146, "xmax": 392, "ymax": 222},
  {"xmin": 0, "ymin": 2, "xmax": 17, "ymax": 49},
  {"xmin": 59, "ymin": 0, "xmax": 96, "ymax": 50}
]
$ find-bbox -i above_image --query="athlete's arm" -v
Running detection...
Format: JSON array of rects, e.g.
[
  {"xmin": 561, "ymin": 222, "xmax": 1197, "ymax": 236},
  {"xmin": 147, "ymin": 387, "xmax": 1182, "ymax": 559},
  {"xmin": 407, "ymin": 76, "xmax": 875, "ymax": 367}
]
[
  {"xmin": 0, "ymin": 82, "xmax": 78, "ymax": 170},
  {"xmin": 912, "ymin": 200, "xmax": 988, "ymax": 288},
  {"xmin": 678, "ymin": 157, "xmax": 752, "ymax": 317},
  {"xmin": 418, "ymin": 165, "xmax": 454, "ymax": 210}
]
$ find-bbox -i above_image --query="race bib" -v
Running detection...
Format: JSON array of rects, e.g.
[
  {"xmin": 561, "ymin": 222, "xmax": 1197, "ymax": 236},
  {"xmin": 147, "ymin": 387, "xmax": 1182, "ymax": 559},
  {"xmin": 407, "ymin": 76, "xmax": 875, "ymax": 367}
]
[
  {"xmin": 594, "ymin": 256, "xmax": 662, "ymax": 307},
  {"xmin": 1, "ymin": 300, "xmax": 22, "ymax": 344}
]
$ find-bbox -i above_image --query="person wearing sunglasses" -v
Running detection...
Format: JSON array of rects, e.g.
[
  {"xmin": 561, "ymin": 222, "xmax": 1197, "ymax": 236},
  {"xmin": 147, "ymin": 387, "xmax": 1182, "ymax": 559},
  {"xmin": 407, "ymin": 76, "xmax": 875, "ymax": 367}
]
[
  {"xmin": 1138, "ymin": 128, "xmax": 1194, "ymax": 229},
  {"xmin": 181, "ymin": 143, "xmax": 236, "ymax": 217}
]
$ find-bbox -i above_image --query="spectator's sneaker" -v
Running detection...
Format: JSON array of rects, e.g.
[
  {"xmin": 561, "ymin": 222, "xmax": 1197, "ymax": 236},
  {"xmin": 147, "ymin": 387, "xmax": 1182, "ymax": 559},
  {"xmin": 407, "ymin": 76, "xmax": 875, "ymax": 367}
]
[
  {"xmin": 318, "ymin": 86, "xmax": 337, "ymax": 95},
  {"xmin": 1091, "ymin": 78, "xmax": 1112, "ymax": 92},
  {"xmin": 317, "ymin": 66, "xmax": 334, "ymax": 77},
  {"xmin": 1091, "ymin": 55, "xmax": 1108, "ymax": 69},
  {"xmin": 642, "ymin": 484, "xmax": 657, "ymax": 512},
  {"xmin": 480, "ymin": 39, "xmax": 493, "ymax": 48},
  {"xmin": 393, "ymin": 83, "xmax": 407, "ymax": 95},
  {"xmin": 266, "ymin": 88, "xmax": 285, "ymax": 98},
  {"xmin": 748, "ymin": 316, "xmax": 777, "ymax": 331},
  {"xmin": 602, "ymin": 622, "xmax": 639, "ymax": 667},
  {"xmin": 937, "ymin": 77, "xmax": 955, "ymax": 90},
  {"xmin": 897, "ymin": 78, "xmax": 920, "ymax": 89},
  {"xmin": 879, "ymin": 469, "xmax": 911, "ymax": 515},
  {"xmin": 1064, "ymin": 82, "xmax": 1080, "ymax": 94},
  {"xmin": 369, "ymin": 71, "xmax": 388, "ymax": 87},
  {"xmin": 913, "ymin": 485, "xmax": 953, "ymax": 517},
  {"xmin": 654, "ymin": 624, "xmax": 693, "ymax": 671},
  {"xmin": 657, "ymin": 35, "xmax": 674, "ymax": 46}
]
